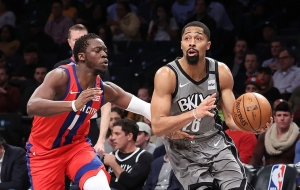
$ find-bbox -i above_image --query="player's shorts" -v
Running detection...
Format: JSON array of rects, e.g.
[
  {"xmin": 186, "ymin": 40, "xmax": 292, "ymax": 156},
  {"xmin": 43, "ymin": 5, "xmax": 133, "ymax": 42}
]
[
  {"xmin": 26, "ymin": 140, "xmax": 110, "ymax": 189},
  {"xmin": 164, "ymin": 131, "xmax": 248, "ymax": 190}
]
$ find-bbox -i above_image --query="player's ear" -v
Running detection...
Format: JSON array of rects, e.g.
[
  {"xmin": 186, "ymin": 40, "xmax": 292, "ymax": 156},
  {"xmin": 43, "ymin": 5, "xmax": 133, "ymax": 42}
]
[
  {"xmin": 78, "ymin": 53, "xmax": 85, "ymax": 61},
  {"xmin": 206, "ymin": 41, "xmax": 211, "ymax": 50}
]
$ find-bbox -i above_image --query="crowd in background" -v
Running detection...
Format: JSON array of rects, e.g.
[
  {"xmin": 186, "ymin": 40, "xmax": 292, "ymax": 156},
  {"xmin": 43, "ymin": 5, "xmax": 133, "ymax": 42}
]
[{"xmin": 1, "ymin": 0, "xmax": 300, "ymax": 189}]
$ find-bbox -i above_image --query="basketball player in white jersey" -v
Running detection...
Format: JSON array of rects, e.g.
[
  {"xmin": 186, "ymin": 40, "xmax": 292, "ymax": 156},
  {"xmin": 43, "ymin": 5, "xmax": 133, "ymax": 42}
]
[{"xmin": 151, "ymin": 21, "xmax": 255, "ymax": 190}]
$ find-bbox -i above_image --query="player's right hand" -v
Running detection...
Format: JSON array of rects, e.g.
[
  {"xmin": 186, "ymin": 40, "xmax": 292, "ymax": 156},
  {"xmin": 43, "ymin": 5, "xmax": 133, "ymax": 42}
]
[
  {"xmin": 194, "ymin": 93, "xmax": 217, "ymax": 119},
  {"xmin": 74, "ymin": 88, "xmax": 103, "ymax": 110}
]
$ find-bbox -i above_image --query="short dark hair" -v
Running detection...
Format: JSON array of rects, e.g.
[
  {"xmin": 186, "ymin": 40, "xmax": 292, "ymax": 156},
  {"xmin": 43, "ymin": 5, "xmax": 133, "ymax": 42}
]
[
  {"xmin": 279, "ymin": 48, "xmax": 295, "ymax": 59},
  {"xmin": 53, "ymin": 0, "xmax": 63, "ymax": 7},
  {"xmin": 275, "ymin": 101, "xmax": 292, "ymax": 114},
  {"xmin": 181, "ymin": 21, "xmax": 211, "ymax": 40},
  {"xmin": 111, "ymin": 107, "xmax": 125, "ymax": 119},
  {"xmin": 113, "ymin": 119, "xmax": 139, "ymax": 142},
  {"xmin": 73, "ymin": 33, "xmax": 100, "ymax": 62},
  {"xmin": 0, "ymin": 135, "xmax": 6, "ymax": 146},
  {"xmin": 117, "ymin": 1, "xmax": 131, "ymax": 12},
  {"xmin": 23, "ymin": 43, "xmax": 39, "ymax": 54}
]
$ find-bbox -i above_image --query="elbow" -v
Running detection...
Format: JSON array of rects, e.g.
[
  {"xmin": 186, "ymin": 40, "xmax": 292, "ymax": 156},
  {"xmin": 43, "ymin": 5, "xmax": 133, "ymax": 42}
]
[
  {"xmin": 152, "ymin": 124, "xmax": 163, "ymax": 137},
  {"xmin": 27, "ymin": 100, "xmax": 36, "ymax": 116}
]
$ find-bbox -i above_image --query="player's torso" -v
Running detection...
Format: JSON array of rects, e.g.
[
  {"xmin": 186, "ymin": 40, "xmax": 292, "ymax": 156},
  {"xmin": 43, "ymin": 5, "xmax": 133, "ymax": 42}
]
[
  {"xmin": 29, "ymin": 64, "xmax": 104, "ymax": 149},
  {"xmin": 168, "ymin": 58, "xmax": 220, "ymax": 139},
  {"xmin": 108, "ymin": 148, "xmax": 145, "ymax": 189}
]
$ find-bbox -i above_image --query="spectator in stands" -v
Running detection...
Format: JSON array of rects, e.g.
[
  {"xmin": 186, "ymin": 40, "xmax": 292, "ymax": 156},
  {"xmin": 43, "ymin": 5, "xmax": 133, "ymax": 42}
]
[
  {"xmin": 0, "ymin": 24, "xmax": 19, "ymax": 57},
  {"xmin": 261, "ymin": 38, "xmax": 284, "ymax": 73},
  {"xmin": 249, "ymin": 101, "xmax": 300, "ymax": 166},
  {"xmin": 143, "ymin": 154, "xmax": 184, "ymax": 190},
  {"xmin": 19, "ymin": 65, "xmax": 47, "ymax": 116},
  {"xmin": 22, "ymin": 19, "xmax": 56, "ymax": 53},
  {"xmin": 225, "ymin": 129, "xmax": 257, "ymax": 164},
  {"xmin": 104, "ymin": 119, "xmax": 153, "ymax": 190},
  {"xmin": 185, "ymin": 0, "xmax": 216, "ymax": 34},
  {"xmin": 127, "ymin": 86, "xmax": 152, "ymax": 122},
  {"xmin": 12, "ymin": 43, "xmax": 42, "ymax": 82},
  {"xmin": 260, "ymin": 21, "xmax": 278, "ymax": 46},
  {"xmin": 110, "ymin": 1, "xmax": 141, "ymax": 41},
  {"xmin": 273, "ymin": 48, "xmax": 300, "ymax": 100},
  {"xmin": 0, "ymin": 0, "xmax": 15, "ymax": 28},
  {"xmin": 0, "ymin": 50, "xmax": 12, "ymax": 74},
  {"xmin": 244, "ymin": 77, "xmax": 261, "ymax": 93},
  {"xmin": 97, "ymin": 24, "xmax": 113, "ymax": 52},
  {"xmin": 171, "ymin": 0, "xmax": 196, "ymax": 28},
  {"xmin": 206, "ymin": 0, "xmax": 234, "ymax": 31},
  {"xmin": 233, "ymin": 52, "xmax": 259, "ymax": 96},
  {"xmin": 90, "ymin": 3, "xmax": 107, "ymax": 33},
  {"xmin": 147, "ymin": 3, "xmax": 178, "ymax": 41},
  {"xmin": 222, "ymin": 39, "xmax": 247, "ymax": 77},
  {"xmin": 0, "ymin": 135, "xmax": 29, "ymax": 189},
  {"xmin": 136, "ymin": 122, "xmax": 157, "ymax": 154},
  {"xmin": 104, "ymin": 107, "xmax": 125, "ymax": 153},
  {"xmin": 295, "ymin": 34, "xmax": 300, "ymax": 66},
  {"xmin": 44, "ymin": 0, "xmax": 74, "ymax": 45},
  {"xmin": 289, "ymin": 85, "xmax": 300, "ymax": 114},
  {"xmin": 107, "ymin": 0, "xmax": 138, "ymax": 21},
  {"xmin": 0, "ymin": 67, "xmax": 19, "ymax": 113},
  {"xmin": 49, "ymin": 0, "xmax": 77, "ymax": 22},
  {"xmin": 257, "ymin": 67, "xmax": 281, "ymax": 105}
]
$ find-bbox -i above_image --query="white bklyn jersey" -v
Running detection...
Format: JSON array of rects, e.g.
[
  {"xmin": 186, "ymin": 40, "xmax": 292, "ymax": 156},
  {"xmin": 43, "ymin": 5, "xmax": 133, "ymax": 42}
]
[{"xmin": 167, "ymin": 57, "xmax": 221, "ymax": 140}]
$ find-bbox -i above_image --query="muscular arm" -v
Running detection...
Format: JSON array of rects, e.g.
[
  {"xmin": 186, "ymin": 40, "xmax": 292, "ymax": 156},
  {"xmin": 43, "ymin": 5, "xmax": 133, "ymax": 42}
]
[
  {"xmin": 151, "ymin": 67, "xmax": 197, "ymax": 136},
  {"xmin": 27, "ymin": 68, "xmax": 73, "ymax": 116},
  {"xmin": 218, "ymin": 63, "xmax": 242, "ymax": 131},
  {"xmin": 103, "ymin": 82, "xmax": 151, "ymax": 120}
]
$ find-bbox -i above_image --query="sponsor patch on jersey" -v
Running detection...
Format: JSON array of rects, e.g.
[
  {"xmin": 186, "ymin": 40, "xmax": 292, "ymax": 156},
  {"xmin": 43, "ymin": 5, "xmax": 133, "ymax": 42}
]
[
  {"xmin": 93, "ymin": 95, "xmax": 101, "ymax": 101},
  {"xmin": 208, "ymin": 80, "xmax": 216, "ymax": 90},
  {"xmin": 267, "ymin": 164, "xmax": 286, "ymax": 190}
]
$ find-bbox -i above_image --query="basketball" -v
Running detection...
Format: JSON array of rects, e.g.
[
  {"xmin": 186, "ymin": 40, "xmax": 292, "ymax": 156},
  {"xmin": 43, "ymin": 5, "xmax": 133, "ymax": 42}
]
[{"xmin": 232, "ymin": 92, "xmax": 272, "ymax": 132}]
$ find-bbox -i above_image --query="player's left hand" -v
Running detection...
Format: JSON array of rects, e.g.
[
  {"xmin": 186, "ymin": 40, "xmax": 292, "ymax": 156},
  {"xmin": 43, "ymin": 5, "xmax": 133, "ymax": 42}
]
[
  {"xmin": 166, "ymin": 130, "xmax": 194, "ymax": 140},
  {"xmin": 94, "ymin": 142, "xmax": 105, "ymax": 156},
  {"xmin": 103, "ymin": 153, "xmax": 116, "ymax": 166},
  {"xmin": 254, "ymin": 117, "xmax": 273, "ymax": 134}
]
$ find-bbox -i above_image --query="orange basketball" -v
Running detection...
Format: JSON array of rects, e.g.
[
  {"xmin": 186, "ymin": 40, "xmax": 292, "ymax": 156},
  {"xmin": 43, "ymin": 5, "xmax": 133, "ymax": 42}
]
[{"xmin": 232, "ymin": 92, "xmax": 272, "ymax": 132}]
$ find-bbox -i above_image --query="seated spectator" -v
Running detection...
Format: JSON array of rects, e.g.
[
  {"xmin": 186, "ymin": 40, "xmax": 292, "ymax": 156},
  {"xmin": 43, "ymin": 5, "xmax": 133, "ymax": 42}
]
[
  {"xmin": 147, "ymin": 3, "xmax": 178, "ymax": 41},
  {"xmin": 12, "ymin": 43, "xmax": 43, "ymax": 82},
  {"xmin": 171, "ymin": 0, "xmax": 196, "ymax": 28},
  {"xmin": 185, "ymin": 0, "xmax": 216, "ymax": 33},
  {"xmin": 289, "ymin": 85, "xmax": 300, "ymax": 126},
  {"xmin": 0, "ymin": 135, "xmax": 29, "ymax": 189},
  {"xmin": 49, "ymin": 0, "xmax": 77, "ymax": 22},
  {"xmin": 136, "ymin": 122, "xmax": 157, "ymax": 154},
  {"xmin": 106, "ymin": 0, "xmax": 138, "ymax": 20},
  {"xmin": 44, "ymin": 0, "xmax": 74, "ymax": 45},
  {"xmin": 0, "ymin": 24, "xmax": 19, "ymax": 57},
  {"xmin": 127, "ymin": 86, "xmax": 152, "ymax": 122},
  {"xmin": 104, "ymin": 119, "xmax": 153, "ymax": 190},
  {"xmin": 261, "ymin": 38, "xmax": 284, "ymax": 73},
  {"xmin": 249, "ymin": 101, "xmax": 300, "ymax": 166},
  {"xmin": 233, "ymin": 52, "xmax": 259, "ymax": 96},
  {"xmin": 0, "ymin": 0, "xmax": 16, "ymax": 28},
  {"xmin": 104, "ymin": 107, "xmax": 125, "ymax": 153},
  {"xmin": 109, "ymin": 1, "xmax": 141, "ymax": 41},
  {"xmin": 257, "ymin": 67, "xmax": 281, "ymax": 105},
  {"xmin": 295, "ymin": 139, "xmax": 300, "ymax": 164},
  {"xmin": 273, "ymin": 48, "xmax": 300, "ymax": 100},
  {"xmin": 97, "ymin": 24, "xmax": 113, "ymax": 52},
  {"xmin": 143, "ymin": 154, "xmax": 184, "ymax": 190},
  {"xmin": 0, "ymin": 67, "xmax": 20, "ymax": 113},
  {"xmin": 153, "ymin": 144, "xmax": 166, "ymax": 160},
  {"xmin": 225, "ymin": 129, "xmax": 257, "ymax": 164},
  {"xmin": 244, "ymin": 77, "xmax": 261, "ymax": 93},
  {"xmin": 19, "ymin": 65, "xmax": 47, "ymax": 116}
]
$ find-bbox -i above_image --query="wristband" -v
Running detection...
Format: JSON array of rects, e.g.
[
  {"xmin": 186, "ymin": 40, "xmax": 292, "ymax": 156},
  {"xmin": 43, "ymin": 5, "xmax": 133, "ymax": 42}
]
[
  {"xmin": 71, "ymin": 100, "xmax": 78, "ymax": 112},
  {"xmin": 192, "ymin": 109, "xmax": 200, "ymax": 120}
]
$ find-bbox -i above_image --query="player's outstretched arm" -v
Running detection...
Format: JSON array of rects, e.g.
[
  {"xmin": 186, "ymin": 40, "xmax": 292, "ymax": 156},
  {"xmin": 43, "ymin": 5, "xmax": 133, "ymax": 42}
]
[
  {"xmin": 151, "ymin": 67, "xmax": 216, "ymax": 137},
  {"xmin": 103, "ymin": 82, "xmax": 151, "ymax": 120},
  {"xmin": 27, "ymin": 68, "xmax": 102, "ymax": 116},
  {"xmin": 218, "ymin": 63, "xmax": 242, "ymax": 131}
]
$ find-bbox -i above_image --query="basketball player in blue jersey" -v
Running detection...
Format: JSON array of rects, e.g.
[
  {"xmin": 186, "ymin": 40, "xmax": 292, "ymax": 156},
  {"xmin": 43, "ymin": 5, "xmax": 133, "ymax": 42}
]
[
  {"xmin": 26, "ymin": 33, "xmax": 151, "ymax": 190},
  {"xmin": 151, "ymin": 21, "xmax": 256, "ymax": 190}
]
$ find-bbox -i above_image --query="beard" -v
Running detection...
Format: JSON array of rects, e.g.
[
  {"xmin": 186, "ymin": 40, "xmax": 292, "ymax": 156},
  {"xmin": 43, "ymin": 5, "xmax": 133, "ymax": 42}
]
[{"xmin": 186, "ymin": 48, "xmax": 200, "ymax": 65}]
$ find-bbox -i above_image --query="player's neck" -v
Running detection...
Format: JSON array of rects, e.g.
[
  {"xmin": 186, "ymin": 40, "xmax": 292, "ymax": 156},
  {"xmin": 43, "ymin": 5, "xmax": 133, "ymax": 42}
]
[
  {"xmin": 75, "ymin": 64, "xmax": 97, "ymax": 89},
  {"xmin": 179, "ymin": 57, "xmax": 207, "ymax": 81},
  {"xmin": 120, "ymin": 143, "xmax": 137, "ymax": 154}
]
